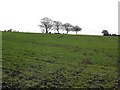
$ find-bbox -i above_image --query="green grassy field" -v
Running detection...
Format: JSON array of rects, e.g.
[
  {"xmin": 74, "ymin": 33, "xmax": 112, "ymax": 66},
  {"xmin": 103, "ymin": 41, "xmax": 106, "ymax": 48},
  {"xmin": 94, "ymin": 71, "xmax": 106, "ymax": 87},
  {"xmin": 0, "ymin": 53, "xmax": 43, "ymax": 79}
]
[{"xmin": 2, "ymin": 32, "xmax": 119, "ymax": 89}]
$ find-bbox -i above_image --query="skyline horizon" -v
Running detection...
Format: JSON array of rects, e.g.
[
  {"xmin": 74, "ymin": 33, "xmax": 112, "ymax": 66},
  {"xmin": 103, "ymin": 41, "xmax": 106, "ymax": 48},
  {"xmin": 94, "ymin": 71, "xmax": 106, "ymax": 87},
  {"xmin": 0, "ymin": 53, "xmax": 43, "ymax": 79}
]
[{"xmin": 1, "ymin": 27, "xmax": 118, "ymax": 36}]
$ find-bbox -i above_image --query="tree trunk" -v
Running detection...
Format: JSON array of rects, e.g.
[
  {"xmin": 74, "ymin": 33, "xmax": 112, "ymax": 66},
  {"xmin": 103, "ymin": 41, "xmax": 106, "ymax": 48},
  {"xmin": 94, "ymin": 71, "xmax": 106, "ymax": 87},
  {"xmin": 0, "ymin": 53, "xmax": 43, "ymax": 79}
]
[
  {"xmin": 45, "ymin": 28, "xmax": 48, "ymax": 33},
  {"xmin": 67, "ymin": 31, "xmax": 68, "ymax": 34},
  {"xmin": 76, "ymin": 31, "xmax": 77, "ymax": 35},
  {"xmin": 57, "ymin": 28, "xmax": 59, "ymax": 33}
]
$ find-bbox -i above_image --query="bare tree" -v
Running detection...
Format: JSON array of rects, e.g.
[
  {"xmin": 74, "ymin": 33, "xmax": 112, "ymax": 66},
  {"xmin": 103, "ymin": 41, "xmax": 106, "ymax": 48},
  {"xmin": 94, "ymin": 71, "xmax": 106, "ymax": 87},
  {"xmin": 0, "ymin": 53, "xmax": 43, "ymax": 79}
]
[
  {"xmin": 39, "ymin": 17, "xmax": 53, "ymax": 33},
  {"xmin": 62, "ymin": 23, "xmax": 73, "ymax": 34},
  {"xmin": 53, "ymin": 21, "xmax": 62, "ymax": 33},
  {"xmin": 72, "ymin": 25, "xmax": 82, "ymax": 35}
]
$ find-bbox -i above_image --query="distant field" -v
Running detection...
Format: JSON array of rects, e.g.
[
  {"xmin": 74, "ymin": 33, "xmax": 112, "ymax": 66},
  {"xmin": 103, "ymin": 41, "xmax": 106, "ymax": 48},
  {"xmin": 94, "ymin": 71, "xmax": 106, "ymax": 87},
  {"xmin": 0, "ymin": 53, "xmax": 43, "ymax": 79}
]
[{"xmin": 2, "ymin": 32, "xmax": 119, "ymax": 89}]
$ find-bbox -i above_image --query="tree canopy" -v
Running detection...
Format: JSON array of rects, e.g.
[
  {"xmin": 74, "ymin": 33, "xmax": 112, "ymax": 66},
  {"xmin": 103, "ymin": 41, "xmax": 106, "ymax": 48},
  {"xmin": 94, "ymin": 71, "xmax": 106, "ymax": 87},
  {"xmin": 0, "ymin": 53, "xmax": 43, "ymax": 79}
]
[
  {"xmin": 72, "ymin": 25, "xmax": 82, "ymax": 35},
  {"xmin": 39, "ymin": 17, "xmax": 82, "ymax": 34},
  {"xmin": 39, "ymin": 17, "xmax": 53, "ymax": 33},
  {"xmin": 62, "ymin": 23, "xmax": 73, "ymax": 34},
  {"xmin": 53, "ymin": 21, "xmax": 62, "ymax": 33},
  {"xmin": 102, "ymin": 30, "xmax": 109, "ymax": 36}
]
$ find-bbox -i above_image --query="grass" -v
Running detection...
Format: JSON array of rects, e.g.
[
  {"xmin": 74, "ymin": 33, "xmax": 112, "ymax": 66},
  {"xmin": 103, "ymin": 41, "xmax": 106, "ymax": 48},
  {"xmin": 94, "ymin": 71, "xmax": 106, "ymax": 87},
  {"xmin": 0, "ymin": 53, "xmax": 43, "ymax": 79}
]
[{"xmin": 2, "ymin": 32, "xmax": 119, "ymax": 89}]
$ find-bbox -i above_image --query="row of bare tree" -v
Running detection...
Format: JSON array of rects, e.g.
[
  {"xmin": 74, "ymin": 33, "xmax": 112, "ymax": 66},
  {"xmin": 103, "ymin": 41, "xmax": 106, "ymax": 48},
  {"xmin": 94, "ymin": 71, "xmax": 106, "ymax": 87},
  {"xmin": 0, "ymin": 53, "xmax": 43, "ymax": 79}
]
[{"xmin": 38, "ymin": 17, "xmax": 82, "ymax": 35}]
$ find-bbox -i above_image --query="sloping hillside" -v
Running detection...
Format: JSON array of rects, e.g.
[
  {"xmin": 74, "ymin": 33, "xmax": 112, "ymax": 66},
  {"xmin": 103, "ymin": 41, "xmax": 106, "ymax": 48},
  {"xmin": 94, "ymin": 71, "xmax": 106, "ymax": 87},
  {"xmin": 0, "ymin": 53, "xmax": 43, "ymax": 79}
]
[{"xmin": 2, "ymin": 32, "xmax": 119, "ymax": 89}]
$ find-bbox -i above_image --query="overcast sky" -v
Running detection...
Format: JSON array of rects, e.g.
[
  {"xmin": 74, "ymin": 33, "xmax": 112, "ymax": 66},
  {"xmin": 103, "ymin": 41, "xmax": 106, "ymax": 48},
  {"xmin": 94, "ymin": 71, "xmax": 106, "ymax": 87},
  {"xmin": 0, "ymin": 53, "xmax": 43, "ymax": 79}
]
[{"xmin": 0, "ymin": 0, "xmax": 119, "ymax": 35}]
